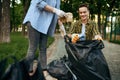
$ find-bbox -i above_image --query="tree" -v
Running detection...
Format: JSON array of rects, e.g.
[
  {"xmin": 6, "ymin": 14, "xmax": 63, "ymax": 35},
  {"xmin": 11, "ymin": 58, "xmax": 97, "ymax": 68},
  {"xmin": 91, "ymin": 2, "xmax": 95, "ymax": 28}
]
[
  {"xmin": 104, "ymin": 0, "xmax": 117, "ymax": 39},
  {"xmin": 10, "ymin": 0, "xmax": 24, "ymax": 32},
  {"xmin": 11, "ymin": 0, "xmax": 15, "ymax": 32},
  {"xmin": 21, "ymin": 0, "xmax": 31, "ymax": 36},
  {"xmin": 0, "ymin": 0, "xmax": 10, "ymax": 43},
  {"xmin": 0, "ymin": 0, "xmax": 2, "ymax": 42}
]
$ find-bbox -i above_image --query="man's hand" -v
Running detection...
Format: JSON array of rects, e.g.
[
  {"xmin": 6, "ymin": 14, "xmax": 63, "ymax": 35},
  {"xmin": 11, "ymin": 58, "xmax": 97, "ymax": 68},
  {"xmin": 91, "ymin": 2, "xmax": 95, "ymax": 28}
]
[
  {"xmin": 53, "ymin": 8, "xmax": 65, "ymax": 17},
  {"xmin": 94, "ymin": 35, "xmax": 103, "ymax": 40},
  {"xmin": 71, "ymin": 34, "xmax": 79, "ymax": 43}
]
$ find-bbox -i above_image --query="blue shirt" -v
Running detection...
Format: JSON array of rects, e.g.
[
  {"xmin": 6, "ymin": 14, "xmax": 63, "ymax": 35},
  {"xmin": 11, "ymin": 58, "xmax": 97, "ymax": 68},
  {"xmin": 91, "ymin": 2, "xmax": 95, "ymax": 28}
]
[{"xmin": 23, "ymin": 0, "xmax": 60, "ymax": 36}]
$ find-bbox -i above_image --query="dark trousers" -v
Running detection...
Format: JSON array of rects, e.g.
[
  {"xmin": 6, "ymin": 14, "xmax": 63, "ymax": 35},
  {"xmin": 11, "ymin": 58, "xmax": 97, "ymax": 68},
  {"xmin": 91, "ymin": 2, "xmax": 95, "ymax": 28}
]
[{"xmin": 26, "ymin": 22, "xmax": 48, "ymax": 70}]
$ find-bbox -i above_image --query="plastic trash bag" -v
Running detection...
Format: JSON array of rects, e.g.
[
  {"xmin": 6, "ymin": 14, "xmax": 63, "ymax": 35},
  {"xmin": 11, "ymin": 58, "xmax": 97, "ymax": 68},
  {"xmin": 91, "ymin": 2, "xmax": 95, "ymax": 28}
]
[
  {"xmin": 64, "ymin": 35, "xmax": 111, "ymax": 80},
  {"xmin": 0, "ymin": 56, "xmax": 45, "ymax": 80},
  {"xmin": 47, "ymin": 56, "xmax": 73, "ymax": 80}
]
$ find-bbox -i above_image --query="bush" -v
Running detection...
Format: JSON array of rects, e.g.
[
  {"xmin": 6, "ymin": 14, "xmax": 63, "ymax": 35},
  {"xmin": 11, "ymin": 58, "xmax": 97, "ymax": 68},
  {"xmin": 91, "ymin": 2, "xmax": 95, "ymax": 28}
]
[{"xmin": 110, "ymin": 40, "xmax": 120, "ymax": 45}]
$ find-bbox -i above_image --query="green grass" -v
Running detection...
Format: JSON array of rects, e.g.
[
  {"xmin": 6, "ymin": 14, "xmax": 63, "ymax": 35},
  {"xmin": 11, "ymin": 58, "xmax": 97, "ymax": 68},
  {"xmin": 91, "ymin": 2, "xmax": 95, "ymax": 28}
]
[{"xmin": 0, "ymin": 32, "xmax": 54, "ymax": 62}]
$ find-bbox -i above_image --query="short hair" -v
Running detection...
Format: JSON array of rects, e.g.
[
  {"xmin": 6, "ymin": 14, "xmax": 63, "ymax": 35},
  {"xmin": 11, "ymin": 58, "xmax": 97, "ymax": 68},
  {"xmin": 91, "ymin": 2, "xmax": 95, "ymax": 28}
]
[{"xmin": 79, "ymin": 3, "xmax": 89, "ymax": 10}]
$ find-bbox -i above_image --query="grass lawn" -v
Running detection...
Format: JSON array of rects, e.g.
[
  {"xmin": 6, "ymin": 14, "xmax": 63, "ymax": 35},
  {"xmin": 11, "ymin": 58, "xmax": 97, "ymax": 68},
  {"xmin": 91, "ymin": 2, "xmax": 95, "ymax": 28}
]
[{"xmin": 0, "ymin": 32, "xmax": 54, "ymax": 62}]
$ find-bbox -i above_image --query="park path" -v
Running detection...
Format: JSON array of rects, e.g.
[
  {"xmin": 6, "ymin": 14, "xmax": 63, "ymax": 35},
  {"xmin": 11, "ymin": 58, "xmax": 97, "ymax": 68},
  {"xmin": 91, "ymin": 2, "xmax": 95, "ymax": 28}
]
[
  {"xmin": 47, "ymin": 34, "xmax": 120, "ymax": 80},
  {"xmin": 102, "ymin": 40, "xmax": 120, "ymax": 80}
]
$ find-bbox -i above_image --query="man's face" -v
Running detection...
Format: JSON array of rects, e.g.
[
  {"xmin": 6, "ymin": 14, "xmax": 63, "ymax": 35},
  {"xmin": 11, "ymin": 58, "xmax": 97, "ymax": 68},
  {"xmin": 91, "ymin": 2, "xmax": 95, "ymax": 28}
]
[{"xmin": 79, "ymin": 7, "xmax": 89, "ymax": 21}]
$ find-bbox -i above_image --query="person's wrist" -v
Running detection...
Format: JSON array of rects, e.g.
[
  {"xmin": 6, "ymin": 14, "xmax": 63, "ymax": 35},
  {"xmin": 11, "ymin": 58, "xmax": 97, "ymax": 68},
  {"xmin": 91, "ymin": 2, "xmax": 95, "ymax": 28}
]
[
  {"xmin": 52, "ymin": 8, "xmax": 56, "ymax": 13},
  {"xmin": 53, "ymin": 8, "xmax": 65, "ymax": 17}
]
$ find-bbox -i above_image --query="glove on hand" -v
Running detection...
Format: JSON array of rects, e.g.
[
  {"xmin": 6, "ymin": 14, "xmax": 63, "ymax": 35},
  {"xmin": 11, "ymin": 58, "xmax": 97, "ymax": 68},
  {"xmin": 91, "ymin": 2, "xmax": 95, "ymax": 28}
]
[
  {"xmin": 94, "ymin": 35, "xmax": 103, "ymax": 40},
  {"xmin": 53, "ymin": 8, "xmax": 65, "ymax": 17},
  {"xmin": 71, "ymin": 34, "xmax": 80, "ymax": 43}
]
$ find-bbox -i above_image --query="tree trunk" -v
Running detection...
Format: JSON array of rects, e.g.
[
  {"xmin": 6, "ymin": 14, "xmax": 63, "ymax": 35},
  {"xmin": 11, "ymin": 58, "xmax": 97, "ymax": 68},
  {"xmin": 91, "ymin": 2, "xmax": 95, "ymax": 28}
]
[
  {"xmin": 97, "ymin": 0, "xmax": 101, "ymax": 33},
  {"xmin": 104, "ymin": 13, "xmax": 108, "ymax": 40},
  {"xmin": 11, "ymin": 0, "xmax": 15, "ymax": 32},
  {"xmin": 1, "ymin": 0, "xmax": 10, "ymax": 43},
  {"xmin": 98, "ymin": 12, "xmax": 101, "ymax": 33},
  {"xmin": 0, "ymin": 0, "xmax": 2, "ymax": 21},
  {"xmin": 110, "ymin": 13, "xmax": 113, "ymax": 41},
  {"xmin": 22, "ymin": 0, "xmax": 30, "ymax": 36},
  {"xmin": 0, "ymin": 0, "xmax": 2, "ymax": 42}
]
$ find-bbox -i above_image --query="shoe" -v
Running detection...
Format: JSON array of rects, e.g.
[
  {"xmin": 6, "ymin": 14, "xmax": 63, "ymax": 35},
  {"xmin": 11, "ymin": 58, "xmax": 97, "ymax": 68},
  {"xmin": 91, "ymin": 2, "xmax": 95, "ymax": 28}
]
[
  {"xmin": 29, "ymin": 60, "xmax": 38, "ymax": 76},
  {"xmin": 45, "ymin": 75, "xmax": 57, "ymax": 80},
  {"xmin": 43, "ymin": 70, "xmax": 58, "ymax": 80}
]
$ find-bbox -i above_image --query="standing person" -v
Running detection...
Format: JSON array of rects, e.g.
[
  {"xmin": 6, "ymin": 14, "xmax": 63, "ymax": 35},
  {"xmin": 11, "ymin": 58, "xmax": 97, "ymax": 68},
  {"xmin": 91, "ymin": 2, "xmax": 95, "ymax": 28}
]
[
  {"xmin": 23, "ymin": 0, "xmax": 66, "ymax": 79},
  {"xmin": 68, "ymin": 3, "xmax": 102, "ymax": 43}
]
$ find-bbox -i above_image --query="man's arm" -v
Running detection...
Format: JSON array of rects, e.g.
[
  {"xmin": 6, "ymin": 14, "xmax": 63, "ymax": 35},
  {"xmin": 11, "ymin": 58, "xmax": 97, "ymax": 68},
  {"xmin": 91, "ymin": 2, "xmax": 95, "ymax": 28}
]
[{"xmin": 93, "ymin": 22, "xmax": 103, "ymax": 40}]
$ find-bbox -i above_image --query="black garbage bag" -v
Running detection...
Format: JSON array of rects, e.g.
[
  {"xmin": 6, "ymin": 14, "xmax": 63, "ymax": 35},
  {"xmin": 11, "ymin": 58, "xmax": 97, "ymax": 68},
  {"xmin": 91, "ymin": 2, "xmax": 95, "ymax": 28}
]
[
  {"xmin": 64, "ymin": 35, "xmax": 111, "ymax": 80},
  {"xmin": 0, "ymin": 56, "xmax": 23, "ymax": 80},
  {"xmin": 0, "ymin": 56, "xmax": 45, "ymax": 80},
  {"xmin": 0, "ymin": 58, "xmax": 7, "ymax": 79},
  {"xmin": 47, "ymin": 56, "xmax": 73, "ymax": 80}
]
